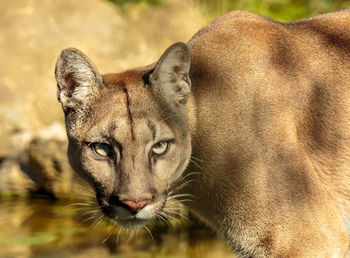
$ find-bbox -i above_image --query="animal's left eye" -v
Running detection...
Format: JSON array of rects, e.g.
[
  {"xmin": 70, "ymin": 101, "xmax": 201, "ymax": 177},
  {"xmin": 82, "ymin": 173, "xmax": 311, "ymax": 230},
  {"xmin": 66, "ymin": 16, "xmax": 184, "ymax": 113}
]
[
  {"xmin": 92, "ymin": 143, "xmax": 112, "ymax": 157},
  {"xmin": 152, "ymin": 141, "xmax": 168, "ymax": 155}
]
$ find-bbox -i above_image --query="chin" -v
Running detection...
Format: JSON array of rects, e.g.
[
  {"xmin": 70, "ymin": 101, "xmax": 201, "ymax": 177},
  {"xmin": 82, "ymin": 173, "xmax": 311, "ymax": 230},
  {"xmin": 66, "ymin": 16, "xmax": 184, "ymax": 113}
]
[
  {"xmin": 115, "ymin": 218, "xmax": 150, "ymax": 229},
  {"xmin": 104, "ymin": 212, "xmax": 151, "ymax": 229}
]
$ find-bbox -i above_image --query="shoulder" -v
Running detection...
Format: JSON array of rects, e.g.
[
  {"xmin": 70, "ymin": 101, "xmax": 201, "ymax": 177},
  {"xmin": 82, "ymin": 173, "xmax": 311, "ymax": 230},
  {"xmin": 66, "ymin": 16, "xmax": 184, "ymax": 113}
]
[{"xmin": 188, "ymin": 11, "xmax": 285, "ymax": 47}]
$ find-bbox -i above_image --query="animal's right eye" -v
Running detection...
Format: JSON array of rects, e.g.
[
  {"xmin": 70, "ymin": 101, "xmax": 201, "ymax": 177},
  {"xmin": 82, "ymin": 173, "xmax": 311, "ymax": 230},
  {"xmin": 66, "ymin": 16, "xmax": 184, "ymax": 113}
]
[{"xmin": 91, "ymin": 143, "xmax": 112, "ymax": 157}]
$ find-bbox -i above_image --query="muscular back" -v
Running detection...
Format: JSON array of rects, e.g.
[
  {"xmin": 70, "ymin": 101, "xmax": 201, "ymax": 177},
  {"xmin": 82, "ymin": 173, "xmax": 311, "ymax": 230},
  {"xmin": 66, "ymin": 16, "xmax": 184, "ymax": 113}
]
[
  {"xmin": 185, "ymin": 10, "xmax": 350, "ymax": 256},
  {"xmin": 55, "ymin": 10, "xmax": 350, "ymax": 257}
]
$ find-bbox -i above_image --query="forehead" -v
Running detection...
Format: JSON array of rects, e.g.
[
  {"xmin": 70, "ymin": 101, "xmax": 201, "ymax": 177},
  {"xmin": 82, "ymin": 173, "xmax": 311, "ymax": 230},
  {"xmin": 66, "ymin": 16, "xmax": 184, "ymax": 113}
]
[
  {"xmin": 102, "ymin": 69, "xmax": 145, "ymax": 88},
  {"xmin": 80, "ymin": 70, "xmax": 173, "ymax": 139},
  {"xmin": 98, "ymin": 70, "xmax": 161, "ymax": 118}
]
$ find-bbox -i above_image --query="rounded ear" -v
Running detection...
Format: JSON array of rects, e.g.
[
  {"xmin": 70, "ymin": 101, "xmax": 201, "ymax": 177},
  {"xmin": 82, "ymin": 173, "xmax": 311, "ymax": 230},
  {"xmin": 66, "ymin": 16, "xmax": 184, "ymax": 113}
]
[
  {"xmin": 54, "ymin": 48, "xmax": 103, "ymax": 112},
  {"xmin": 149, "ymin": 42, "xmax": 191, "ymax": 104}
]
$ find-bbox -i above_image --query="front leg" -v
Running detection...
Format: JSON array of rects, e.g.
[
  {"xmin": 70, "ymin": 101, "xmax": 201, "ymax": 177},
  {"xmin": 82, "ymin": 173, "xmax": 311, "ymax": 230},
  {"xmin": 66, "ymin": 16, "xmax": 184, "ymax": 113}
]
[
  {"xmin": 221, "ymin": 208, "xmax": 349, "ymax": 257},
  {"xmin": 218, "ymin": 171, "xmax": 349, "ymax": 257},
  {"xmin": 199, "ymin": 160, "xmax": 350, "ymax": 257}
]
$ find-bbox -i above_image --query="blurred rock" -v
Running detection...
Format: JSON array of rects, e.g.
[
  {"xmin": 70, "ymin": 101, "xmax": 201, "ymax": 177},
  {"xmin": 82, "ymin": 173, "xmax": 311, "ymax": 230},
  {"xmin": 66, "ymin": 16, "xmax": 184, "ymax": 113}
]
[
  {"xmin": 0, "ymin": 158, "xmax": 35, "ymax": 195},
  {"xmin": 10, "ymin": 123, "xmax": 67, "ymax": 155},
  {"xmin": 0, "ymin": 123, "xmax": 86, "ymax": 198},
  {"xmin": 28, "ymin": 137, "xmax": 73, "ymax": 197}
]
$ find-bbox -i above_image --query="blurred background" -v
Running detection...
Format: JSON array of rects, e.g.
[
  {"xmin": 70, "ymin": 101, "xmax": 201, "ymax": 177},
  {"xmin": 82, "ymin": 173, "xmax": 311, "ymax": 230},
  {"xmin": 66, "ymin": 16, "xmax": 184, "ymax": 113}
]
[{"xmin": 0, "ymin": 0, "xmax": 349, "ymax": 257}]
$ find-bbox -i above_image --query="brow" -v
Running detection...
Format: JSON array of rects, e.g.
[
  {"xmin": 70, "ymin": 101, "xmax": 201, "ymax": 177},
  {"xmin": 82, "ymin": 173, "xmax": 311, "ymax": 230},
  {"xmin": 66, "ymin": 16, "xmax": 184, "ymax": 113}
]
[
  {"xmin": 147, "ymin": 120, "xmax": 157, "ymax": 140},
  {"xmin": 85, "ymin": 122, "xmax": 117, "ymax": 142}
]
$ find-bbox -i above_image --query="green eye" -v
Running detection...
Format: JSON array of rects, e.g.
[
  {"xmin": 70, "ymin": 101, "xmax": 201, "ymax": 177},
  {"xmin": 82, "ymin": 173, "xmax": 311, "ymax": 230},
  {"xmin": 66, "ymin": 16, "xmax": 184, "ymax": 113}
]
[
  {"xmin": 152, "ymin": 141, "xmax": 168, "ymax": 155},
  {"xmin": 93, "ymin": 143, "xmax": 111, "ymax": 157}
]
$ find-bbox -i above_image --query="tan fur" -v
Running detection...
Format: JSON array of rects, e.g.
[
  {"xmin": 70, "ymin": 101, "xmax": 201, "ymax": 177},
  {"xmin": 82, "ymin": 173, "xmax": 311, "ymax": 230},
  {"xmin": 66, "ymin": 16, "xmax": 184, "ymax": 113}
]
[{"xmin": 55, "ymin": 10, "xmax": 350, "ymax": 257}]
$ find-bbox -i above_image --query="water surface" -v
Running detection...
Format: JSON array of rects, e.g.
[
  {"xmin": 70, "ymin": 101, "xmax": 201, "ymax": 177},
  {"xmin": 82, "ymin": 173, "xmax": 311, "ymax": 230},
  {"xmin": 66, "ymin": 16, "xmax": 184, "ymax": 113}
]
[{"xmin": 0, "ymin": 198, "xmax": 234, "ymax": 258}]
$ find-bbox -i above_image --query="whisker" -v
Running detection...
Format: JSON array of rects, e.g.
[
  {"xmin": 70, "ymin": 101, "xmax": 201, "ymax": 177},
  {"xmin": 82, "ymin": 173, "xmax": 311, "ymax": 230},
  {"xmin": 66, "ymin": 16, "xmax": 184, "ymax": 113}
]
[
  {"xmin": 69, "ymin": 193, "xmax": 95, "ymax": 200},
  {"xmin": 144, "ymin": 226, "xmax": 154, "ymax": 242},
  {"xmin": 81, "ymin": 209, "xmax": 99, "ymax": 217},
  {"xmin": 190, "ymin": 158, "xmax": 203, "ymax": 170},
  {"xmin": 162, "ymin": 213, "xmax": 180, "ymax": 224},
  {"xmin": 156, "ymin": 214, "xmax": 170, "ymax": 225},
  {"xmin": 116, "ymin": 228, "xmax": 122, "ymax": 244},
  {"xmin": 159, "ymin": 211, "xmax": 169, "ymax": 220},
  {"xmin": 74, "ymin": 207, "xmax": 91, "ymax": 212},
  {"xmin": 169, "ymin": 181, "xmax": 193, "ymax": 194},
  {"xmin": 72, "ymin": 177, "xmax": 94, "ymax": 187},
  {"xmin": 163, "ymin": 209, "xmax": 190, "ymax": 222},
  {"xmin": 170, "ymin": 171, "xmax": 201, "ymax": 193},
  {"xmin": 172, "ymin": 198, "xmax": 194, "ymax": 203},
  {"xmin": 66, "ymin": 202, "xmax": 94, "ymax": 208},
  {"xmin": 169, "ymin": 179, "xmax": 198, "ymax": 195},
  {"xmin": 91, "ymin": 214, "xmax": 104, "ymax": 230},
  {"xmin": 125, "ymin": 229, "xmax": 134, "ymax": 243},
  {"xmin": 183, "ymin": 170, "xmax": 201, "ymax": 177},
  {"xmin": 79, "ymin": 215, "xmax": 96, "ymax": 225},
  {"xmin": 167, "ymin": 193, "xmax": 195, "ymax": 200},
  {"xmin": 162, "ymin": 206, "xmax": 183, "ymax": 211},
  {"xmin": 135, "ymin": 229, "xmax": 138, "ymax": 240},
  {"xmin": 101, "ymin": 227, "xmax": 115, "ymax": 244},
  {"xmin": 190, "ymin": 155, "xmax": 204, "ymax": 163},
  {"xmin": 72, "ymin": 178, "xmax": 96, "ymax": 193}
]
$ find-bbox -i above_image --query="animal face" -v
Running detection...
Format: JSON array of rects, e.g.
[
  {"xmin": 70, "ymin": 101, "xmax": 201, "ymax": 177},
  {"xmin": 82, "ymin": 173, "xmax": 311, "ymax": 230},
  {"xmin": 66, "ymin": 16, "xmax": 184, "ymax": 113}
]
[{"xmin": 55, "ymin": 43, "xmax": 192, "ymax": 228}]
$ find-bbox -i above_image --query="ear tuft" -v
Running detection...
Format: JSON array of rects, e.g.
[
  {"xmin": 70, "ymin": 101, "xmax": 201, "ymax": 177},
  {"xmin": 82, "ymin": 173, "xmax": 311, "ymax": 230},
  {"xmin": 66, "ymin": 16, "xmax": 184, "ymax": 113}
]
[
  {"xmin": 150, "ymin": 42, "xmax": 191, "ymax": 104},
  {"xmin": 55, "ymin": 48, "xmax": 102, "ymax": 111}
]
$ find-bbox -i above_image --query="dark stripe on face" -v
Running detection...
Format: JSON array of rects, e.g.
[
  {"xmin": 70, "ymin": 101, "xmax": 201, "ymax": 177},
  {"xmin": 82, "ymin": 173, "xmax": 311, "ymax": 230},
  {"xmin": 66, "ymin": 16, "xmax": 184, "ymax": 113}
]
[
  {"xmin": 107, "ymin": 122, "xmax": 116, "ymax": 134},
  {"xmin": 147, "ymin": 120, "xmax": 156, "ymax": 140},
  {"xmin": 123, "ymin": 88, "xmax": 135, "ymax": 141},
  {"xmin": 148, "ymin": 150, "xmax": 153, "ymax": 172}
]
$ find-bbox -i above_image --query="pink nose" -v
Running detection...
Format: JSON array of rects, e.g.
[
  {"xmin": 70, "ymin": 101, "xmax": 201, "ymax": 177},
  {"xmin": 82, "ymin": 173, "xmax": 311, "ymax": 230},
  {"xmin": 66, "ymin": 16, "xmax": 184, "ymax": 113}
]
[{"xmin": 121, "ymin": 199, "xmax": 150, "ymax": 212}]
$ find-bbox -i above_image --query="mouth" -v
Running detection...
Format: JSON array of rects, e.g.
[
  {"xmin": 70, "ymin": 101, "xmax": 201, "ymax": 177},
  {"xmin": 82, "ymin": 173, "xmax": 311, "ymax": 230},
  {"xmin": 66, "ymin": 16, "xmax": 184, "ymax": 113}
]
[
  {"xmin": 98, "ymin": 196, "xmax": 167, "ymax": 229},
  {"xmin": 101, "ymin": 207, "xmax": 149, "ymax": 228}
]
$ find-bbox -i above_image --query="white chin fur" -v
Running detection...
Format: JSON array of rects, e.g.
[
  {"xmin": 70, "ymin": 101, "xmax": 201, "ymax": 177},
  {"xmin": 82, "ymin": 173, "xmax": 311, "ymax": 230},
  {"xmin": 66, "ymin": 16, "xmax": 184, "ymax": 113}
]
[{"xmin": 135, "ymin": 205, "xmax": 155, "ymax": 220}]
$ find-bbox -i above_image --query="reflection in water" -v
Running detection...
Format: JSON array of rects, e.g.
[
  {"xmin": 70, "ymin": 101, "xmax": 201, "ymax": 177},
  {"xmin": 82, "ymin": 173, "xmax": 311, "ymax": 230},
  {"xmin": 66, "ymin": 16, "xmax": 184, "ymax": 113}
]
[{"xmin": 0, "ymin": 199, "xmax": 234, "ymax": 258}]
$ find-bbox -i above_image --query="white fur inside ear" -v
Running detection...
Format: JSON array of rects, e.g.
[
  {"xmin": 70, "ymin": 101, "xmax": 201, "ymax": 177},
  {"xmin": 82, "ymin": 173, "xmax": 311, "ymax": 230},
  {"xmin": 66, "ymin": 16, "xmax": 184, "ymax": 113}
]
[
  {"xmin": 150, "ymin": 42, "xmax": 191, "ymax": 104},
  {"xmin": 70, "ymin": 63, "xmax": 96, "ymax": 104},
  {"xmin": 55, "ymin": 48, "xmax": 102, "ymax": 110}
]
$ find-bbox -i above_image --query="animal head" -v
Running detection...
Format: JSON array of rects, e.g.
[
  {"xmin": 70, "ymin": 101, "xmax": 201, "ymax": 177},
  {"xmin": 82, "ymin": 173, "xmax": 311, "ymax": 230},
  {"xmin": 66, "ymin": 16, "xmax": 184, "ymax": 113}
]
[{"xmin": 55, "ymin": 43, "xmax": 192, "ymax": 228}]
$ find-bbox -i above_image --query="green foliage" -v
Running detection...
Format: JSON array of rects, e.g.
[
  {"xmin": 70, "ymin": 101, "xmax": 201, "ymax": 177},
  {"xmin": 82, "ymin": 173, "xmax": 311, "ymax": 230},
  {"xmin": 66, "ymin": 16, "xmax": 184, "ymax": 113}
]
[
  {"xmin": 2, "ymin": 232, "xmax": 58, "ymax": 246},
  {"xmin": 199, "ymin": 0, "xmax": 350, "ymax": 22},
  {"xmin": 1, "ymin": 227, "xmax": 88, "ymax": 247},
  {"xmin": 107, "ymin": 0, "xmax": 349, "ymax": 22},
  {"xmin": 107, "ymin": 0, "xmax": 162, "ymax": 6}
]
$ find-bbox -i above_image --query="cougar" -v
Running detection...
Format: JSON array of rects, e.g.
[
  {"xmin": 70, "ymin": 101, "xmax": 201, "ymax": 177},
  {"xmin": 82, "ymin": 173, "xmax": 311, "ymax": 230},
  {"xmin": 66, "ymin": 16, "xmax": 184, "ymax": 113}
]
[{"xmin": 55, "ymin": 10, "xmax": 350, "ymax": 257}]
